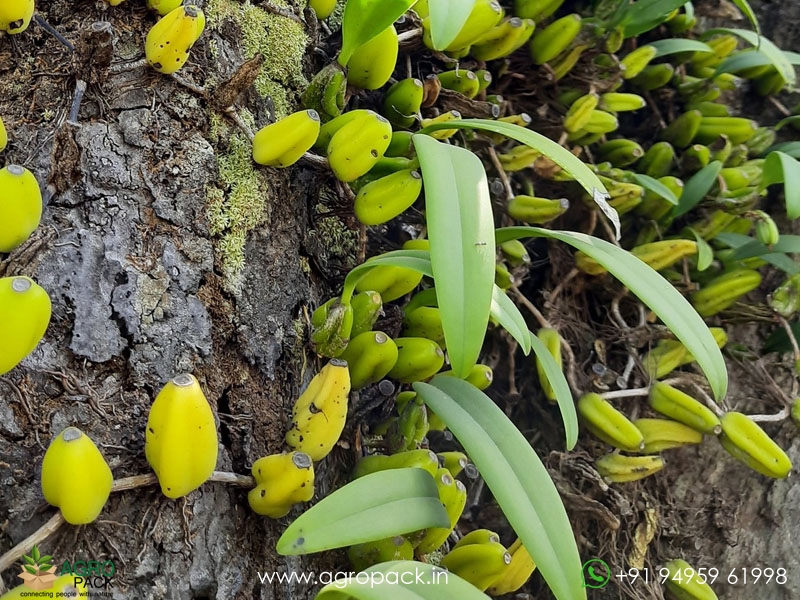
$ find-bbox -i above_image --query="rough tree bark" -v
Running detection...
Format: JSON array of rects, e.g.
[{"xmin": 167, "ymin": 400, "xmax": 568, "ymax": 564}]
[
  {"xmin": 1, "ymin": 1, "xmax": 353, "ymax": 598},
  {"xmin": 2, "ymin": 1, "xmax": 799, "ymax": 600}
]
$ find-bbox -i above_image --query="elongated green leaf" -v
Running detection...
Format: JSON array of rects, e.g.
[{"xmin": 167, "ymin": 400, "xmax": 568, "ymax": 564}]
[
  {"xmin": 705, "ymin": 28, "xmax": 796, "ymax": 88},
  {"xmin": 717, "ymin": 49, "xmax": 800, "ymax": 76},
  {"xmin": 342, "ymin": 250, "xmax": 433, "ymax": 303},
  {"xmin": 25, "ymin": 565, "xmax": 37, "ymax": 575},
  {"xmin": 339, "ymin": 0, "xmax": 417, "ymax": 66},
  {"xmin": 728, "ymin": 237, "xmax": 800, "ymax": 259},
  {"xmin": 715, "ymin": 233, "xmax": 800, "ymax": 275},
  {"xmin": 752, "ymin": 253, "xmax": 800, "ymax": 274},
  {"xmin": 773, "ymin": 235, "xmax": 800, "ymax": 254},
  {"xmin": 418, "ymin": 120, "xmax": 617, "ymax": 237},
  {"xmin": 342, "ymin": 250, "xmax": 535, "ymax": 352},
  {"xmin": 529, "ymin": 330, "xmax": 577, "ymax": 449},
  {"xmin": 730, "ymin": 0, "xmax": 760, "ymax": 36},
  {"xmin": 650, "ymin": 38, "xmax": 713, "ymax": 57},
  {"xmin": 276, "ymin": 469, "xmax": 449, "ymax": 555},
  {"xmin": 762, "ymin": 151, "xmax": 800, "ymax": 219},
  {"xmin": 619, "ymin": 0, "xmax": 687, "ymax": 37},
  {"xmin": 674, "ymin": 160, "xmax": 722, "ymax": 218},
  {"xmin": 23, "ymin": 555, "xmax": 36, "ymax": 566},
  {"xmin": 414, "ymin": 378, "xmax": 585, "ymax": 600},
  {"xmin": 316, "ymin": 561, "xmax": 490, "ymax": 600},
  {"xmin": 495, "ymin": 227, "xmax": 728, "ymax": 400},
  {"xmin": 32, "ymin": 545, "xmax": 40, "ymax": 562},
  {"xmin": 720, "ymin": 238, "xmax": 770, "ymax": 260},
  {"xmin": 492, "ymin": 287, "xmax": 532, "ymax": 355},
  {"xmin": 787, "ymin": 50, "xmax": 800, "ymax": 65},
  {"xmin": 723, "ymin": 234, "xmax": 800, "ymax": 262},
  {"xmin": 633, "ymin": 173, "xmax": 679, "ymax": 205},
  {"xmin": 404, "ymin": 287, "xmax": 439, "ymax": 314},
  {"xmin": 427, "ymin": 0, "xmax": 476, "ymax": 51},
  {"xmin": 687, "ymin": 228, "xmax": 714, "ymax": 271},
  {"xmin": 768, "ymin": 142, "xmax": 800, "ymax": 159},
  {"xmin": 716, "ymin": 49, "xmax": 771, "ymax": 75},
  {"xmin": 776, "ymin": 116, "xmax": 800, "ymax": 131},
  {"xmin": 414, "ymin": 134, "xmax": 495, "ymax": 377}
]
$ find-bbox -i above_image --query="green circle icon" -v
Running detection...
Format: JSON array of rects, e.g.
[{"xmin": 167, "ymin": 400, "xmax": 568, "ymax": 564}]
[{"xmin": 582, "ymin": 558, "xmax": 611, "ymax": 588}]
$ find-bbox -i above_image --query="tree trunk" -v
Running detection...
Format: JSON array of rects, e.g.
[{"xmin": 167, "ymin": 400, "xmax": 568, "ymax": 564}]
[
  {"xmin": 1, "ymin": 2, "xmax": 351, "ymax": 598},
  {"xmin": 3, "ymin": 1, "xmax": 800, "ymax": 600}
]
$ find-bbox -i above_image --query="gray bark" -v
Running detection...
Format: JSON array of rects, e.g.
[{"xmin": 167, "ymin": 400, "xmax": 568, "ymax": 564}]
[{"xmin": 0, "ymin": 2, "xmax": 345, "ymax": 599}]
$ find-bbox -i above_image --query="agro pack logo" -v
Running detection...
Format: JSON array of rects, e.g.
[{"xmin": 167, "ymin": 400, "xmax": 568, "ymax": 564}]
[
  {"xmin": 19, "ymin": 544, "xmax": 57, "ymax": 591},
  {"xmin": 60, "ymin": 556, "xmax": 116, "ymax": 590},
  {"xmin": 17, "ymin": 544, "xmax": 116, "ymax": 594}
]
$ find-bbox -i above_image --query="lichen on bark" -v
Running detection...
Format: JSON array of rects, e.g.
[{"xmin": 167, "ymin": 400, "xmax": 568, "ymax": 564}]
[{"xmin": 203, "ymin": 0, "xmax": 312, "ymax": 293}]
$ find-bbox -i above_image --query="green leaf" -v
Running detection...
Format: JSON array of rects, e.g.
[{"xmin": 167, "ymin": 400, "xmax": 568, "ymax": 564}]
[
  {"xmin": 25, "ymin": 565, "xmax": 38, "ymax": 575},
  {"xmin": 491, "ymin": 287, "xmax": 532, "ymax": 355},
  {"xmin": 495, "ymin": 227, "xmax": 728, "ymax": 400},
  {"xmin": 426, "ymin": 0, "xmax": 476, "ymax": 51},
  {"xmin": 715, "ymin": 49, "xmax": 772, "ymax": 75},
  {"xmin": 342, "ymin": 249, "xmax": 433, "ymax": 302},
  {"xmin": 649, "ymin": 38, "xmax": 713, "ymax": 58},
  {"xmin": 633, "ymin": 173, "xmax": 679, "ymax": 205},
  {"xmin": 276, "ymin": 469, "xmax": 449, "ymax": 555},
  {"xmin": 339, "ymin": 0, "xmax": 417, "ymax": 66},
  {"xmin": 715, "ymin": 233, "xmax": 800, "ymax": 275},
  {"xmin": 773, "ymin": 235, "xmax": 800, "ymax": 254},
  {"xmin": 717, "ymin": 48, "xmax": 800, "ymax": 77},
  {"xmin": 718, "ymin": 233, "xmax": 800, "ymax": 272},
  {"xmin": 730, "ymin": 235, "xmax": 800, "ymax": 259},
  {"xmin": 404, "ymin": 287, "xmax": 439, "ymax": 314},
  {"xmin": 342, "ymin": 250, "xmax": 534, "ymax": 353},
  {"xmin": 619, "ymin": 0, "xmax": 688, "ymax": 38},
  {"xmin": 705, "ymin": 28, "xmax": 796, "ymax": 89},
  {"xmin": 529, "ymin": 330, "xmax": 577, "ymax": 449},
  {"xmin": 417, "ymin": 119, "xmax": 617, "ymax": 237},
  {"xmin": 413, "ymin": 134, "xmax": 495, "ymax": 377},
  {"xmin": 38, "ymin": 564, "xmax": 52, "ymax": 572},
  {"xmin": 687, "ymin": 228, "xmax": 714, "ymax": 271},
  {"xmin": 414, "ymin": 378, "xmax": 585, "ymax": 600},
  {"xmin": 775, "ymin": 115, "xmax": 800, "ymax": 131},
  {"xmin": 23, "ymin": 555, "xmax": 35, "ymax": 566},
  {"xmin": 787, "ymin": 50, "xmax": 800, "ymax": 66},
  {"xmin": 767, "ymin": 142, "xmax": 800, "ymax": 159},
  {"xmin": 315, "ymin": 561, "xmax": 490, "ymax": 600},
  {"xmin": 730, "ymin": 0, "xmax": 760, "ymax": 36},
  {"xmin": 674, "ymin": 160, "xmax": 722, "ymax": 218},
  {"xmin": 38, "ymin": 556, "xmax": 53, "ymax": 565},
  {"xmin": 762, "ymin": 151, "xmax": 800, "ymax": 219},
  {"xmin": 32, "ymin": 545, "xmax": 40, "ymax": 562}
]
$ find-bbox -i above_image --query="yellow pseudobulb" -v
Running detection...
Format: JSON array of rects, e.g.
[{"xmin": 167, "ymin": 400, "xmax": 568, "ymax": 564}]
[
  {"xmin": 0, "ymin": 164, "xmax": 43, "ymax": 252},
  {"xmin": 0, "ymin": 276, "xmax": 51, "ymax": 376},
  {"xmin": 41, "ymin": 427, "xmax": 113, "ymax": 524},
  {"xmin": 0, "ymin": 0, "xmax": 34, "ymax": 34},
  {"xmin": 146, "ymin": 374, "xmax": 219, "ymax": 498},
  {"xmin": 145, "ymin": 5, "xmax": 206, "ymax": 74}
]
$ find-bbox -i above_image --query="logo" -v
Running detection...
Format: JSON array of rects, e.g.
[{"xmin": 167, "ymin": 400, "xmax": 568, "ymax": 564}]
[
  {"xmin": 582, "ymin": 558, "xmax": 611, "ymax": 589},
  {"xmin": 19, "ymin": 544, "xmax": 57, "ymax": 591},
  {"xmin": 60, "ymin": 558, "xmax": 116, "ymax": 592},
  {"xmin": 17, "ymin": 544, "xmax": 116, "ymax": 597}
]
